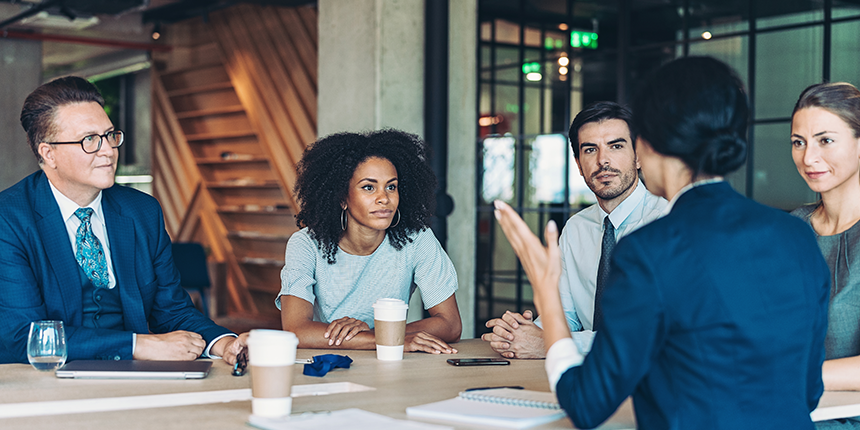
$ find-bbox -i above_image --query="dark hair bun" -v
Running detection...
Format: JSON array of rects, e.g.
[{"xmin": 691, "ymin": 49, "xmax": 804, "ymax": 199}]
[
  {"xmin": 632, "ymin": 57, "xmax": 749, "ymax": 178},
  {"xmin": 701, "ymin": 133, "xmax": 747, "ymax": 176}
]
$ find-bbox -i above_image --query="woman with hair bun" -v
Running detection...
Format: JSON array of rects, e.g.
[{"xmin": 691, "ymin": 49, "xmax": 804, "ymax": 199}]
[
  {"xmin": 277, "ymin": 129, "xmax": 461, "ymax": 354},
  {"xmin": 791, "ymin": 82, "xmax": 860, "ymax": 428},
  {"xmin": 493, "ymin": 57, "xmax": 829, "ymax": 429}
]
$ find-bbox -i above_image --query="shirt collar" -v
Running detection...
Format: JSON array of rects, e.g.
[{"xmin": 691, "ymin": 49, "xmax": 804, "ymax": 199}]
[
  {"xmin": 48, "ymin": 179, "xmax": 105, "ymax": 224},
  {"xmin": 663, "ymin": 177, "xmax": 724, "ymax": 215},
  {"xmin": 599, "ymin": 179, "xmax": 648, "ymax": 229}
]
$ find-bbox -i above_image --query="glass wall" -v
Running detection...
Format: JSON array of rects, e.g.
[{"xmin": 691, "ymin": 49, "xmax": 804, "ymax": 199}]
[
  {"xmin": 93, "ymin": 70, "xmax": 153, "ymax": 194},
  {"xmin": 475, "ymin": 0, "xmax": 860, "ymax": 337},
  {"xmin": 477, "ymin": 0, "xmax": 618, "ymax": 328}
]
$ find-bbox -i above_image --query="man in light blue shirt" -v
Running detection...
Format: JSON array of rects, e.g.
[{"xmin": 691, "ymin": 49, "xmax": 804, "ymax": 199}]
[{"xmin": 482, "ymin": 102, "xmax": 666, "ymax": 359}]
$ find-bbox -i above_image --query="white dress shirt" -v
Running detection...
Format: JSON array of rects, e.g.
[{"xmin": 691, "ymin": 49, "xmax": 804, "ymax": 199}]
[
  {"xmin": 49, "ymin": 181, "xmax": 116, "ymax": 289},
  {"xmin": 548, "ymin": 179, "xmax": 666, "ymax": 331}
]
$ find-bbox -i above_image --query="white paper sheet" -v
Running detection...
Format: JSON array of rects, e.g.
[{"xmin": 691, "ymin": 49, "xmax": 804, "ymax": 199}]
[
  {"xmin": 0, "ymin": 382, "xmax": 376, "ymax": 418},
  {"xmin": 292, "ymin": 381, "xmax": 375, "ymax": 397},
  {"xmin": 248, "ymin": 408, "xmax": 452, "ymax": 430},
  {"xmin": 0, "ymin": 389, "xmax": 252, "ymax": 418}
]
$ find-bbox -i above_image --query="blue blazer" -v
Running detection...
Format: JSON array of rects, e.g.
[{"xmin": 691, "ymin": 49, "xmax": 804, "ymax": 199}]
[
  {"xmin": 557, "ymin": 182, "xmax": 829, "ymax": 430},
  {"xmin": 0, "ymin": 171, "xmax": 231, "ymax": 363}
]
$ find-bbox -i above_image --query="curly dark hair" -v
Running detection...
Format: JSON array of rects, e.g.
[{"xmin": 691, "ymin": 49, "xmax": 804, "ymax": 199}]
[{"xmin": 294, "ymin": 129, "xmax": 437, "ymax": 264}]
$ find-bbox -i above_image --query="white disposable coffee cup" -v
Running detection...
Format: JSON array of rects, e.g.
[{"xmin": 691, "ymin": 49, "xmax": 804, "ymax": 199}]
[
  {"xmin": 372, "ymin": 298, "xmax": 408, "ymax": 361},
  {"xmin": 247, "ymin": 329, "xmax": 299, "ymax": 418}
]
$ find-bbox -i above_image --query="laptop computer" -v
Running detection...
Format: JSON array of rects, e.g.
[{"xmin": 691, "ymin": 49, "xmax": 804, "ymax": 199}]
[{"xmin": 55, "ymin": 360, "xmax": 213, "ymax": 379}]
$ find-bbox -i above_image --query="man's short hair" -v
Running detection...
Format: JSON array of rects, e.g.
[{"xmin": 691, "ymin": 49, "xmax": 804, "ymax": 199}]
[
  {"xmin": 20, "ymin": 76, "xmax": 105, "ymax": 164},
  {"xmin": 568, "ymin": 101, "xmax": 634, "ymax": 159}
]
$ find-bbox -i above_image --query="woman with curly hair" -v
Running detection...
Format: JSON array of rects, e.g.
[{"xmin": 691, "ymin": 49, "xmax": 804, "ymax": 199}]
[{"xmin": 276, "ymin": 129, "xmax": 462, "ymax": 354}]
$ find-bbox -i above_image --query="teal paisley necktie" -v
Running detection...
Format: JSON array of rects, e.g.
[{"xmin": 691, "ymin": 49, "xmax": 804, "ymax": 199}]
[{"xmin": 74, "ymin": 208, "xmax": 109, "ymax": 289}]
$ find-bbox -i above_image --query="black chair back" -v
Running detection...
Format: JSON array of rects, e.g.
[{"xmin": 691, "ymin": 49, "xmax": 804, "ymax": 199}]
[{"xmin": 171, "ymin": 242, "xmax": 211, "ymax": 316}]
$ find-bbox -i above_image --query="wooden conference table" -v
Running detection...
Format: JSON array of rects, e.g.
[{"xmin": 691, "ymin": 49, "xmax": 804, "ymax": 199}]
[
  {"xmin": 0, "ymin": 339, "xmax": 635, "ymax": 429},
  {"xmin": 2, "ymin": 338, "xmax": 857, "ymax": 429}
]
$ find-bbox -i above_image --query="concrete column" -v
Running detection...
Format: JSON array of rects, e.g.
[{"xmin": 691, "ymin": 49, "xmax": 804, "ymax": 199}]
[
  {"xmin": 0, "ymin": 39, "xmax": 41, "ymax": 190},
  {"xmin": 318, "ymin": 0, "xmax": 425, "ymax": 136},
  {"xmin": 318, "ymin": 0, "xmax": 477, "ymax": 337},
  {"xmin": 447, "ymin": 0, "xmax": 477, "ymax": 338}
]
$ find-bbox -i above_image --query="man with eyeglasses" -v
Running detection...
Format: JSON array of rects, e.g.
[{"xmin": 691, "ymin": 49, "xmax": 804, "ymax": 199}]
[{"xmin": 0, "ymin": 76, "xmax": 247, "ymax": 365}]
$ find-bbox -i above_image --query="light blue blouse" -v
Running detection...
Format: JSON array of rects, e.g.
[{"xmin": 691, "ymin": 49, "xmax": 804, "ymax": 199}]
[{"xmin": 276, "ymin": 228, "xmax": 458, "ymax": 327}]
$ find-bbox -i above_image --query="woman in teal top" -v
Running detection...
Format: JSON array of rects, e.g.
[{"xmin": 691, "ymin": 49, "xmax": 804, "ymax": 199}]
[
  {"xmin": 278, "ymin": 129, "xmax": 461, "ymax": 354},
  {"xmin": 790, "ymin": 82, "xmax": 860, "ymax": 429}
]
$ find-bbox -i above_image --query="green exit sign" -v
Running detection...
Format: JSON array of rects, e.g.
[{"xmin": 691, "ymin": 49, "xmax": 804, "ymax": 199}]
[
  {"xmin": 571, "ymin": 31, "xmax": 598, "ymax": 49},
  {"xmin": 522, "ymin": 62, "xmax": 540, "ymax": 74}
]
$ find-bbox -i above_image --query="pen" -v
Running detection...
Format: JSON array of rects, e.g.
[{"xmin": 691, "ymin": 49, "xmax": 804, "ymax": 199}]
[
  {"xmin": 464, "ymin": 386, "xmax": 524, "ymax": 391},
  {"xmin": 232, "ymin": 345, "xmax": 248, "ymax": 377}
]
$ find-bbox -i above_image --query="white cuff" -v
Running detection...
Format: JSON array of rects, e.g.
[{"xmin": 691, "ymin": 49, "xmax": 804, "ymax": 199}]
[
  {"xmin": 545, "ymin": 337, "xmax": 584, "ymax": 393},
  {"xmin": 132, "ymin": 333, "xmax": 136, "ymax": 356},
  {"xmin": 203, "ymin": 333, "xmax": 238, "ymax": 359}
]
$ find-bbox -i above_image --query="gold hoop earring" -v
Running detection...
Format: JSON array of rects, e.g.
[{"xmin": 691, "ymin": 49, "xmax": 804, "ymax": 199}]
[
  {"xmin": 389, "ymin": 209, "xmax": 400, "ymax": 228},
  {"xmin": 341, "ymin": 208, "xmax": 348, "ymax": 231}
]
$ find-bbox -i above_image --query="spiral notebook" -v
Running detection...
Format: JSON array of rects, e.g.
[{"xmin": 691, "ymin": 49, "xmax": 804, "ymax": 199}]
[{"xmin": 406, "ymin": 388, "xmax": 565, "ymax": 429}]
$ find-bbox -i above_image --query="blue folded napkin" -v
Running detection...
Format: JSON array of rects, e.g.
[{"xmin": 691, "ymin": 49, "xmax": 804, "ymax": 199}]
[{"xmin": 303, "ymin": 354, "xmax": 353, "ymax": 377}]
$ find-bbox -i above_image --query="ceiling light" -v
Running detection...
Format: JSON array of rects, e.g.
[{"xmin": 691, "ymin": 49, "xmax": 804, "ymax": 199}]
[{"xmin": 19, "ymin": 11, "xmax": 99, "ymax": 30}]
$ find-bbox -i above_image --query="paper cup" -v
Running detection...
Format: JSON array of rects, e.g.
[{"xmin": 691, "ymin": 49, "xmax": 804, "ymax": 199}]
[
  {"xmin": 247, "ymin": 329, "xmax": 298, "ymax": 418},
  {"xmin": 373, "ymin": 298, "xmax": 408, "ymax": 361}
]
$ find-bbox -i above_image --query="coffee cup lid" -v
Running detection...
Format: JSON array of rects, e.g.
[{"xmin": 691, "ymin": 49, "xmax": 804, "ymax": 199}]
[
  {"xmin": 248, "ymin": 329, "xmax": 298, "ymax": 344},
  {"xmin": 372, "ymin": 298, "xmax": 408, "ymax": 310}
]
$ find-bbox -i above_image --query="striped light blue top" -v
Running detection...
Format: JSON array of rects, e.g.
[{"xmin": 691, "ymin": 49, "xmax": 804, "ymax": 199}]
[{"xmin": 276, "ymin": 227, "xmax": 458, "ymax": 327}]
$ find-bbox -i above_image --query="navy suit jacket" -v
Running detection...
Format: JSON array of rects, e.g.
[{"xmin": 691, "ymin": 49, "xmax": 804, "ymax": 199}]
[
  {"xmin": 0, "ymin": 171, "xmax": 231, "ymax": 363},
  {"xmin": 557, "ymin": 182, "xmax": 829, "ymax": 430}
]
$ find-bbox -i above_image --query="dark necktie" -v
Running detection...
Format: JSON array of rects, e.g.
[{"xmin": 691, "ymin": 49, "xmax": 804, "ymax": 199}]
[
  {"xmin": 593, "ymin": 216, "xmax": 616, "ymax": 331},
  {"xmin": 74, "ymin": 208, "xmax": 109, "ymax": 289}
]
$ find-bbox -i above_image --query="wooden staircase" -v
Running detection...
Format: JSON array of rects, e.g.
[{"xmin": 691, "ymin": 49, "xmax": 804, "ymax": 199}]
[{"xmin": 150, "ymin": 4, "xmax": 317, "ymax": 325}]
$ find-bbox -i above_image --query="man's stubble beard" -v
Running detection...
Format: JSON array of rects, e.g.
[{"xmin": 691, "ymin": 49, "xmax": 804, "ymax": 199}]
[{"xmin": 589, "ymin": 164, "xmax": 638, "ymax": 201}]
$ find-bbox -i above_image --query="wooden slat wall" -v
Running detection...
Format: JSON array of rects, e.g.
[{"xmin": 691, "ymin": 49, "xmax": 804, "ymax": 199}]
[
  {"xmin": 210, "ymin": 4, "xmax": 318, "ymax": 209},
  {"xmin": 151, "ymin": 4, "xmax": 316, "ymax": 320},
  {"xmin": 152, "ymin": 70, "xmax": 256, "ymax": 316},
  {"xmin": 152, "ymin": 77, "xmax": 197, "ymax": 231}
]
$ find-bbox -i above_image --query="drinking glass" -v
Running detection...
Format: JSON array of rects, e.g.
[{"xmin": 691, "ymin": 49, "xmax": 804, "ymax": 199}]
[{"xmin": 27, "ymin": 320, "xmax": 67, "ymax": 371}]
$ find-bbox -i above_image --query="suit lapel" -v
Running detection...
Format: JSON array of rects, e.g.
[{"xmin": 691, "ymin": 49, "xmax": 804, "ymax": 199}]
[
  {"xmin": 102, "ymin": 188, "xmax": 146, "ymax": 332},
  {"xmin": 32, "ymin": 173, "xmax": 83, "ymax": 324}
]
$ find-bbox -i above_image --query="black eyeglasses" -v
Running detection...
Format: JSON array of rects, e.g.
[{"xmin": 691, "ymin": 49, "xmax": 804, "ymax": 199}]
[{"xmin": 47, "ymin": 130, "xmax": 124, "ymax": 154}]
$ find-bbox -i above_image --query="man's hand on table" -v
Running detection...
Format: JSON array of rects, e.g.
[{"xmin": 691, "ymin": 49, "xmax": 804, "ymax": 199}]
[
  {"xmin": 211, "ymin": 333, "xmax": 249, "ymax": 366},
  {"xmin": 482, "ymin": 310, "xmax": 546, "ymax": 359},
  {"xmin": 134, "ymin": 330, "xmax": 206, "ymax": 361}
]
